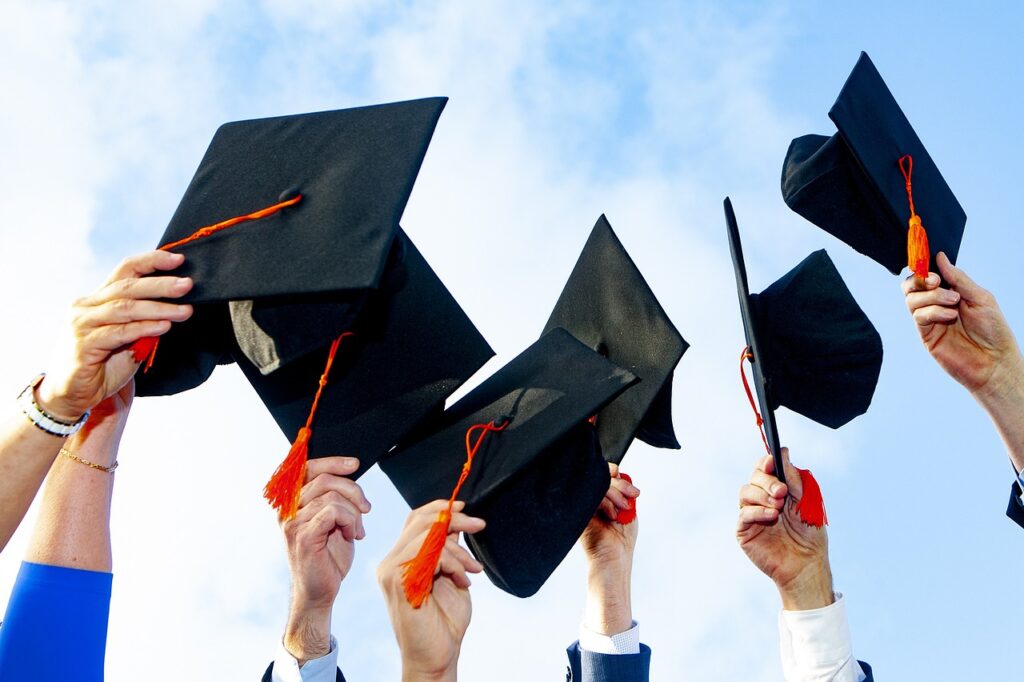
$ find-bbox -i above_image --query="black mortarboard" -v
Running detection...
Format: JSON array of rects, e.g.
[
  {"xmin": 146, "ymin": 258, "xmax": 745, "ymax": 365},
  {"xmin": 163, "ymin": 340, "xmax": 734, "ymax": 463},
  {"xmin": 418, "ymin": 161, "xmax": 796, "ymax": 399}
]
[
  {"xmin": 781, "ymin": 52, "xmax": 966, "ymax": 276},
  {"xmin": 237, "ymin": 230, "xmax": 494, "ymax": 481},
  {"xmin": 542, "ymin": 215, "xmax": 688, "ymax": 463},
  {"xmin": 135, "ymin": 97, "xmax": 449, "ymax": 396},
  {"xmin": 379, "ymin": 328, "xmax": 639, "ymax": 598},
  {"xmin": 725, "ymin": 198, "xmax": 883, "ymax": 485}
]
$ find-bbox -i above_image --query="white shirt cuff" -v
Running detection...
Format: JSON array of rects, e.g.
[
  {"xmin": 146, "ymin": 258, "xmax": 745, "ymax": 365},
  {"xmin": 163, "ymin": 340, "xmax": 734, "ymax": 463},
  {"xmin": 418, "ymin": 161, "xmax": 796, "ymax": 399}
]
[
  {"xmin": 579, "ymin": 620, "xmax": 641, "ymax": 655},
  {"xmin": 779, "ymin": 593, "xmax": 866, "ymax": 682},
  {"xmin": 271, "ymin": 636, "xmax": 339, "ymax": 682}
]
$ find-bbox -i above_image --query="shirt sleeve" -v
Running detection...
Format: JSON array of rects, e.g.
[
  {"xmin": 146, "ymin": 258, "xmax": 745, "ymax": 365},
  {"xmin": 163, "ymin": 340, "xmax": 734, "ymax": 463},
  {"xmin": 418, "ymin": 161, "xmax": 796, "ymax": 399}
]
[
  {"xmin": 0, "ymin": 561, "xmax": 113, "ymax": 682},
  {"xmin": 271, "ymin": 636, "xmax": 339, "ymax": 682},
  {"xmin": 578, "ymin": 620, "xmax": 641, "ymax": 655},
  {"xmin": 778, "ymin": 593, "xmax": 867, "ymax": 682}
]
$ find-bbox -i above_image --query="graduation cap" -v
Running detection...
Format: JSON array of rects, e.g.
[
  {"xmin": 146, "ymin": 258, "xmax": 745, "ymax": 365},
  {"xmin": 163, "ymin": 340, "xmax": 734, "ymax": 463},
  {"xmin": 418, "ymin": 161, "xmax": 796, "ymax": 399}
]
[
  {"xmin": 781, "ymin": 51, "xmax": 966, "ymax": 278},
  {"xmin": 238, "ymin": 230, "xmax": 494, "ymax": 492},
  {"xmin": 379, "ymin": 328, "xmax": 639, "ymax": 600},
  {"xmin": 134, "ymin": 96, "xmax": 450, "ymax": 396},
  {"xmin": 542, "ymin": 215, "xmax": 688, "ymax": 463},
  {"xmin": 725, "ymin": 198, "xmax": 882, "ymax": 521}
]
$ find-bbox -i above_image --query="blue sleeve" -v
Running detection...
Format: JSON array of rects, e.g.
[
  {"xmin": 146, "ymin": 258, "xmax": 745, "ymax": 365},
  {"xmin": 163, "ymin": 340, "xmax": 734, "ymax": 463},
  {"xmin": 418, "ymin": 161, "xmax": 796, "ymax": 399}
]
[
  {"xmin": 1007, "ymin": 481, "xmax": 1024, "ymax": 529},
  {"xmin": 0, "ymin": 561, "xmax": 113, "ymax": 682},
  {"xmin": 565, "ymin": 641, "xmax": 651, "ymax": 682}
]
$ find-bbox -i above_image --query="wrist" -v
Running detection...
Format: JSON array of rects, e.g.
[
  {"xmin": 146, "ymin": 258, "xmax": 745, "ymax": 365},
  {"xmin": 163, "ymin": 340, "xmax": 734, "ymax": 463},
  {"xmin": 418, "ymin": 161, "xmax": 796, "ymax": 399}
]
[
  {"xmin": 974, "ymin": 352, "xmax": 1024, "ymax": 411},
  {"xmin": 401, "ymin": 661, "xmax": 458, "ymax": 682},
  {"xmin": 584, "ymin": 566, "xmax": 633, "ymax": 635},
  {"xmin": 35, "ymin": 377, "xmax": 87, "ymax": 423},
  {"xmin": 283, "ymin": 602, "xmax": 333, "ymax": 665},
  {"xmin": 777, "ymin": 560, "xmax": 834, "ymax": 611}
]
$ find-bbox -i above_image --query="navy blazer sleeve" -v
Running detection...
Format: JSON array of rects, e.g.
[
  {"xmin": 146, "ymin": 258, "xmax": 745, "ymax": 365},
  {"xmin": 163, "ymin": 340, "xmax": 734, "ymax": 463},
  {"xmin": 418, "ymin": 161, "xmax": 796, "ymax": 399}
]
[
  {"xmin": 1007, "ymin": 481, "xmax": 1024, "ymax": 529},
  {"xmin": 565, "ymin": 641, "xmax": 650, "ymax": 682},
  {"xmin": 261, "ymin": 662, "xmax": 345, "ymax": 681},
  {"xmin": 860, "ymin": 661, "xmax": 874, "ymax": 681}
]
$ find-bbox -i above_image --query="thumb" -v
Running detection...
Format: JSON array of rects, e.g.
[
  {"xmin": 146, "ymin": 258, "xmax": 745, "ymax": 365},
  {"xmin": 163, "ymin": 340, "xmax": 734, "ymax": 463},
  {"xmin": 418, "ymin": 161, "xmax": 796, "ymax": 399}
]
[{"xmin": 937, "ymin": 252, "xmax": 986, "ymax": 302}]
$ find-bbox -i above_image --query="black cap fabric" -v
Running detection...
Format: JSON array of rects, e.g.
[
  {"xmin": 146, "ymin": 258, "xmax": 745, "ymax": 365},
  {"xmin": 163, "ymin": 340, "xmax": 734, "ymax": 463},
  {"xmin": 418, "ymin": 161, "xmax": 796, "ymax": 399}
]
[
  {"xmin": 136, "ymin": 97, "xmax": 448, "ymax": 396},
  {"xmin": 542, "ymin": 215, "xmax": 688, "ymax": 463},
  {"xmin": 725, "ymin": 198, "xmax": 883, "ymax": 478},
  {"xmin": 236, "ymin": 230, "xmax": 494, "ymax": 479},
  {"xmin": 782, "ymin": 52, "xmax": 966, "ymax": 275},
  {"xmin": 379, "ymin": 327, "xmax": 639, "ymax": 597}
]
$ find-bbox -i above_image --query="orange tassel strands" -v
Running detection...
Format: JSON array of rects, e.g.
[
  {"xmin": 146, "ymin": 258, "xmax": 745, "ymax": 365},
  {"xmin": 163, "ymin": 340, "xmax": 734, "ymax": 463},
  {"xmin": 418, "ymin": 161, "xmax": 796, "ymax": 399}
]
[
  {"xmin": 263, "ymin": 331, "xmax": 352, "ymax": 521},
  {"xmin": 129, "ymin": 194, "xmax": 304, "ymax": 371},
  {"xmin": 898, "ymin": 155, "xmax": 930, "ymax": 279},
  {"xmin": 615, "ymin": 472, "xmax": 637, "ymax": 525},
  {"xmin": 739, "ymin": 347, "xmax": 771, "ymax": 458},
  {"xmin": 401, "ymin": 418, "xmax": 509, "ymax": 608},
  {"xmin": 794, "ymin": 467, "xmax": 828, "ymax": 528}
]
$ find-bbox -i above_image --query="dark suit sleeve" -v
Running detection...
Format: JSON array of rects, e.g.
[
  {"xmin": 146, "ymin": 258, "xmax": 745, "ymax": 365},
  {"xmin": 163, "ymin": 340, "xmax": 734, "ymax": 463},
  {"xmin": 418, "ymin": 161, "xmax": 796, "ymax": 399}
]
[
  {"xmin": 565, "ymin": 641, "xmax": 650, "ymax": 682},
  {"xmin": 262, "ymin": 662, "xmax": 346, "ymax": 681},
  {"xmin": 1007, "ymin": 481, "xmax": 1024, "ymax": 529},
  {"xmin": 859, "ymin": 660, "xmax": 874, "ymax": 681}
]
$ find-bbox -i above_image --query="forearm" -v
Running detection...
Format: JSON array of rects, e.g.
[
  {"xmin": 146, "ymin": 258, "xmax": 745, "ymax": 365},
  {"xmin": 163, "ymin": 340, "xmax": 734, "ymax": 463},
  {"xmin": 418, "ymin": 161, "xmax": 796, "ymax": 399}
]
[
  {"xmin": 974, "ymin": 352, "xmax": 1024, "ymax": 473},
  {"xmin": 584, "ymin": 563, "xmax": 633, "ymax": 635},
  {"xmin": 0, "ymin": 410, "xmax": 68, "ymax": 553},
  {"xmin": 777, "ymin": 560, "xmax": 834, "ymax": 612},
  {"xmin": 24, "ymin": 420, "xmax": 122, "ymax": 572},
  {"xmin": 401, "ymin": 662, "xmax": 457, "ymax": 682}
]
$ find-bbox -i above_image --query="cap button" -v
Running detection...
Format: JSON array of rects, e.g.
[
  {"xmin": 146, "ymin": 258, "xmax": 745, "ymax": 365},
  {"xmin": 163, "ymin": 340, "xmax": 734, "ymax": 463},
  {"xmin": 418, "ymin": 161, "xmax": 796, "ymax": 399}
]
[{"xmin": 279, "ymin": 186, "xmax": 302, "ymax": 202}]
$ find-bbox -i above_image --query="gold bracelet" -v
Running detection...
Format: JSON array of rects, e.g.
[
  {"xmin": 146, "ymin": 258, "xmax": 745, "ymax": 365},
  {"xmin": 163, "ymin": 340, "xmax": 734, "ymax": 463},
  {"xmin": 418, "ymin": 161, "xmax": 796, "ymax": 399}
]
[{"xmin": 59, "ymin": 447, "xmax": 118, "ymax": 474}]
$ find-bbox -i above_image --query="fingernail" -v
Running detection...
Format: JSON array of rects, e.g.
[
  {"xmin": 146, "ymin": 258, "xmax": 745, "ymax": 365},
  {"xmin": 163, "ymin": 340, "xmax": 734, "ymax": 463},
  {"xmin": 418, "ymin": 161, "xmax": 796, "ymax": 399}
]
[
  {"xmin": 175, "ymin": 277, "xmax": 192, "ymax": 289},
  {"xmin": 943, "ymin": 290, "xmax": 960, "ymax": 303},
  {"xmin": 770, "ymin": 483, "xmax": 783, "ymax": 495}
]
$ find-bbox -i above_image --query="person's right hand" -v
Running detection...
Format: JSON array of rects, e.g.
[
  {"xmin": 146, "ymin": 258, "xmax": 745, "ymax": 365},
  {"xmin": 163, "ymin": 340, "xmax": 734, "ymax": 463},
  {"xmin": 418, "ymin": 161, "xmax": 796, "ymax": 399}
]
[
  {"xmin": 736, "ymin": 449, "xmax": 833, "ymax": 611},
  {"xmin": 38, "ymin": 250, "xmax": 193, "ymax": 421},
  {"xmin": 377, "ymin": 501, "xmax": 485, "ymax": 682},
  {"xmin": 903, "ymin": 251, "xmax": 1024, "ymax": 397}
]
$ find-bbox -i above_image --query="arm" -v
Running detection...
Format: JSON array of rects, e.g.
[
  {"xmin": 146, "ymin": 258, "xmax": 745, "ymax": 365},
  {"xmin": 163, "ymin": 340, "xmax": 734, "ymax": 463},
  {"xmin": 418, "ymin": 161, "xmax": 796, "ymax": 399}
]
[
  {"xmin": 377, "ymin": 501, "xmax": 485, "ymax": 682},
  {"xmin": 0, "ymin": 385, "xmax": 133, "ymax": 680},
  {"xmin": 567, "ymin": 464, "xmax": 650, "ymax": 682},
  {"xmin": 903, "ymin": 252, "xmax": 1024, "ymax": 472},
  {"xmin": 736, "ymin": 449, "xmax": 867, "ymax": 682},
  {"xmin": 269, "ymin": 457, "xmax": 370, "ymax": 682},
  {"xmin": 0, "ymin": 250, "xmax": 192, "ymax": 552}
]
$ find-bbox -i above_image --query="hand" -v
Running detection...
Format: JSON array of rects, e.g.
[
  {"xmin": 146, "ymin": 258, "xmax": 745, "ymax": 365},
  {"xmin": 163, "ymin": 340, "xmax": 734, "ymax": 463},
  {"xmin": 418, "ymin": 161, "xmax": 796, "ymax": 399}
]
[
  {"xmin": 580, "ymin": 463, "xmax": 639, "ymax": 635},
  {"xmin": 903, "ymin": 251, "xmax": 1024, "ymax": 398},
  {"xmin": 37, "ymin": 251, "xmax": 194, "ymax": 421},
  {"xmin": 377, "ymin": 501, "xmax": 485, "ymax": 682},
  {"xmin": 736, "ymin": 449, "xmax": 833, "ymax": 611},
  {"xmin": 280, "ymin": 456, "xmax": 371, "ymax": 665}
]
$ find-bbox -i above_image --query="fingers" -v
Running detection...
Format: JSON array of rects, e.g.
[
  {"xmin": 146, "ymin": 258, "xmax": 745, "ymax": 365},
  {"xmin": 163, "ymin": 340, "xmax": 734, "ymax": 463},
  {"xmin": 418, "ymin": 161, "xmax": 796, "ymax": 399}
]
[
  {"xmin": 105, "ymin": 250, "xmax": 185, "ymax": 284},
  {"xmin": 293, "ymin": 494, "xmax": 364, "ymax": 542},
  {"xmin": 912, "ymin": 305, "xmax": 960, "ymax": 327},
  {"xmin": 748, "ymin": 463, "xmax": 787, "ymax": 500},
  {"xmin": 75, "ymin": 299, "xmax": 193, "ymax": 329},
  {"xmin": 905, "ymin": 287, "xmax": 961, "ymax": 314},
  {"xmin": 902, "ymin": 271, "xmax": 941, "ymax": 295},
  {"xmin": 778, "ymin": 447, "xmax": 801, "ymax": 499},
  {"xmin": 305, "ymin": 456, "xmax": 361, "ymax": 481},
  {"xmin": 737, "ymin": 503, "xmax": 780, "ymax": 533},
  {"xmin": 739, "ymin": 482, "xmax": 785, "ymax": 511},
  {"xmin": 300, "ymin": 470, "xmax": 371, "ymax": 515},
  {"xmin": 937, "ymin": 252, "xmax": 988, "ymax": 303},
  {"xmin": 81, "ymin": 319, "xmax": 173, "ymax": 353},
  {"xmin": 81, "ymin": 275, "xmax": 193, "ymax": 307}
]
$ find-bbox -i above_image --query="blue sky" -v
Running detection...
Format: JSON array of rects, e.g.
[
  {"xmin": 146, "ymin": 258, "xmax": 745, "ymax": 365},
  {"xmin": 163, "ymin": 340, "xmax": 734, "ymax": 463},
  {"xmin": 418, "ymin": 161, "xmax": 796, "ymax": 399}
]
[{"xmin": 1, "ymin": 1, "xmax": 1022, "ymax": 679}]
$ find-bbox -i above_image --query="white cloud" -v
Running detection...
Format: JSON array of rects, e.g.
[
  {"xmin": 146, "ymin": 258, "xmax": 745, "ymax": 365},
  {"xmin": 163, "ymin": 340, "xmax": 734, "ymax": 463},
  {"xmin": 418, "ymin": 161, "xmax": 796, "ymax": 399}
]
[{"xmin": 0, "ymin": 1, "xmax": 853, "ymax": 680}]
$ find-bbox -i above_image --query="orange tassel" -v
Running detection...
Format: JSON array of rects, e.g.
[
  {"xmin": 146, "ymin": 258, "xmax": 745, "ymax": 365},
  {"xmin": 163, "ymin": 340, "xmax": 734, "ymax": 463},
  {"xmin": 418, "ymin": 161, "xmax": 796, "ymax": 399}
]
[
  {"xmin": 401, "ymin": 419, "xmax": 508, "ymax": 607},
  {"xmin": 794, "ymin": 467, "xmax": 828, "ymax": 528},
  {"xmin": 131, "ymin": 194, "xmax": 303, "ymax": 374},
  {"xmin": 907, "ymin": 215, "xmax": 930, "ymax": 280},
  {"xmin": 263, "ymin": 331, "xmax": 352, "ymax": 520},
  {"xmin": 898, "ymin": 155, "xmax": 930, "ymax": 279},
  {"xmin": 402, "ymin": 509, "xmax": 453, "ymax": 608},
  {"xmin": 615, "ymin": 472, "xmax": 637, "ymax": 525},
  {"xmin": 130, "ymin": 336, "xmax": 160, "ymax": 373},
  {"xmin": 264, "ymin": 427, "xmax": 311, "ymax": 520}
]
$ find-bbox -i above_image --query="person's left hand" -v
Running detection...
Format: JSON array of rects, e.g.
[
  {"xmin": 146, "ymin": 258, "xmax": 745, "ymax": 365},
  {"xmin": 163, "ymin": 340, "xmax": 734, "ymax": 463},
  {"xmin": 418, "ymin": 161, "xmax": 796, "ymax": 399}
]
[
  {"xmin": 580, "ymin": 463, "xmax": 640, "ymax": 635},
  {"xmin": 281, "ymin": 456, "xmax": 371, "ymax": 664}
]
